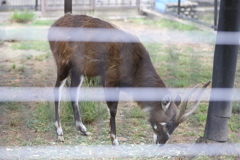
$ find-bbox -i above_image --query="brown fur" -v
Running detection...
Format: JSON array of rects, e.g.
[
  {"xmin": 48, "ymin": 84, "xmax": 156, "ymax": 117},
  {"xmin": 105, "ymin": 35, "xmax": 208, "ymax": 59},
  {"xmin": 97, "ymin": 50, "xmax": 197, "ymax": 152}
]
[
  {"xmin": 49, "ymin": 14, "xmax": 166, "ymax": 89},
  {"xmin": 48, "ymin": 14, "xmax": 179, "ymax": 144}
]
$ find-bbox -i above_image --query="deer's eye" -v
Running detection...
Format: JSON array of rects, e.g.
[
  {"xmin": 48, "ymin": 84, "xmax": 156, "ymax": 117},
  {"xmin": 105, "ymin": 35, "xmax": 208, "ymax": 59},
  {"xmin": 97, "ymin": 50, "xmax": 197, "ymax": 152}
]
[{"xmin": 166, "ymin": 123, "xmax": 172, "ymax": 130}]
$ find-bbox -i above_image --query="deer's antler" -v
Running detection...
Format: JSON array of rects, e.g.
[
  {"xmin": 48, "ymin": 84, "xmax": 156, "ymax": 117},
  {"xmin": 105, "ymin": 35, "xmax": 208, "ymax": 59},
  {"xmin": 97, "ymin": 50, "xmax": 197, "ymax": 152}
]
[{"xmin": 176, "ymin": 81, "xmax": 211, "ymax": 124}]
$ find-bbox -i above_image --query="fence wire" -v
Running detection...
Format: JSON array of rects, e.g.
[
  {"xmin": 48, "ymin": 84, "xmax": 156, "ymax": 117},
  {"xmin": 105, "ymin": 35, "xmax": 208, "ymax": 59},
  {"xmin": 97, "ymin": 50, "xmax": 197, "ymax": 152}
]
[
  {"xmin": 0, "ymin": 87, "xmax": 240, "ymax": 102},
  {"xmin": 1, "ymin": 26, "xmax": 240, "ymax": 45},
  {"xmin": 0, "ymin": 24, "xmax": 240, "ymax": 159},
  {"xmin": 0, "ymin": 143, "xmax": 239, "ymax": 159}
]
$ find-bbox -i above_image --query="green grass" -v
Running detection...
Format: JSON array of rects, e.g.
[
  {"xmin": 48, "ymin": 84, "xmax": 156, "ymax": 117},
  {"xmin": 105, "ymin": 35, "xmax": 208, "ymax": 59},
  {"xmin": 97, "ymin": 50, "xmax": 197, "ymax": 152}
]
[
  {"xmin": 31, "ymin": 19, "xmax": 55, "ymax": 26},
  {"xmin": 27, "ymin": 102, "xmax": 55, "ymax": 132},
  {"xmin": 146, "ymin": 44, "xmax": 212, "ymax": 87},
  {"xmin": 124, "ymin": 106, "xmax": 146, "ymax": 119},
  {"xmin": 11, "ymin": 41, "xmax": 50, "ymax": 52},
  {"xmin": 35, "ymin": 53, "xmax": 51, "ymax": 61},
  {"xmin": 11, "ymin": 11, "xmax": 35, "ymax": 23},
  {"xmin": 130, "ymin": 17, "xmax": 197, "ymax": 31}
]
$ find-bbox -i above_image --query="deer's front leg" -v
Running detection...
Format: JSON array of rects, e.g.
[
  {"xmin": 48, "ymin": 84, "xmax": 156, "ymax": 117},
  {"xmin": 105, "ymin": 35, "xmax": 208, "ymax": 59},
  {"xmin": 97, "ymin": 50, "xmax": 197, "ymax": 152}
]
[{"xmin": 54, "ymin": 78, "xmax": 67, "ymax": 142}]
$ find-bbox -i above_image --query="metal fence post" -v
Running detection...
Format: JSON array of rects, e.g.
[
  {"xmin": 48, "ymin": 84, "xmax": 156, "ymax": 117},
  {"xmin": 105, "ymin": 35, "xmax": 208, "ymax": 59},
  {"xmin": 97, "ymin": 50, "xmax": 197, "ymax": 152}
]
[
  {"xmin": 204, "ymin": 0, "xmax": 240, "ymax": 142},
  {"xmin": 213, "ymin": 0, "xmax": 218, "ymax": 30},
  {"xmin": 177, "ymin": 0, "xmax": 181, "ymax": 18},
  {"xmin": 41, "ymin": 0, "xmax": 46, "ymax": 16},
  {"xmin": 64, "ymin": 0, "xmax": 72, "ymax": 14},
  {"xmin": 35, "ymin": 0, "xmax": 38, "ymax": 11},
  {"xmin": 91, "ymin": 0, "xmax": 95, "ymax": 11}
]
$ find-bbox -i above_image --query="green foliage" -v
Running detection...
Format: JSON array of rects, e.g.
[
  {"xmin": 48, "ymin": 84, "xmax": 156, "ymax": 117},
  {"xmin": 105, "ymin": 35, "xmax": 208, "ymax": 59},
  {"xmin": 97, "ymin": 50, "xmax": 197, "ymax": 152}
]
[
  {"xmin": 80, "ymin": 77, "xmax": 108, "ymax": 124},
  {"xmin": 60, "ymin": 77, "xmax": 108, "ymax": 125},
  {"xmin": 27, "ymin": 102, "xmax": 55, "ymax": 132},
  {"xmin": 159, "ymin": 19, "xmax": 197, "ymax": 31},
  {"xmin": 232, "ymin": 102, "xmax": 240, "ymax": 114},
  {"xmin": 11, "ymin": 11, "xmax": 35, "ymax": 23},
  {"xmin": 1, "ymin": 102, "xmax": 23, "ymax": 112},
  {"xmin": 124, "ymin": 106, "xmax": 146, "ymax": 119},
  {"xmin": 31, "ymin": 19, "xmax": 55, "ymax": 26},
  {"xmin": 11, "ymin": 41, "xmax": 50, "ymax": 52},
  {"xmin": 79, "ymin": 101, "xmax": 108, "ymax": 124},
  {"xmin": 130, "ymin": 18, "xmax": 197, "ymax": 31},
  {"xmin": 35, "ymin": 53, "xmax": 51, "ymax": 61},
  {"xmin": 229, "ymin": 114, "xmax": 240, "ymax": 132},
  {"xmin": 11, "ymin": 64, "xmax": 16, "ymax": 70},
  {"xmin": 144, "ymin": 43, "xmax": 212, "ymax": 87}
]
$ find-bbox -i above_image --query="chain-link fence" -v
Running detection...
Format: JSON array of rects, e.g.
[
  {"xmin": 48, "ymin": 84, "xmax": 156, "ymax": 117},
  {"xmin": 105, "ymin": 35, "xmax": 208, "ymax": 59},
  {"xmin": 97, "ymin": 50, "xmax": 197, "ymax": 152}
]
[{"xmin": 0, "ymin": 0, "xmax": 39, "ymax": 11}]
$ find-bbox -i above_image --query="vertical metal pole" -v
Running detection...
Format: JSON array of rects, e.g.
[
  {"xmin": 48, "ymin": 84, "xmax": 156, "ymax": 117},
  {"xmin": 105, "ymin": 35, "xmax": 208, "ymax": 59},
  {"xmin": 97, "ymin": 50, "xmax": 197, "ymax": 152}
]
[
  {"xmin": 35, "ymin": 0, "xmax": 38, "ymax": 11},
  {"xmin": 41, "ymin": 0, "xmax": 46, "ymax": 16},
  {"xmin": 136, "ymin": 0, "xmax": 140, "ymax": 10},
  {"xmin": 91, "ymin": 0, "xmax": 95, "ymax": 11},
  {"xmin": 204, "ymin": 0, "xmax": 240, "ymax": 142},
  {"xmin": 64, "ymin": 0, "xmax": 72, "ymax": 14},
  {"xmin": 177, "ymin": 0, "xmax": 181, "ymax": 18},
  {"xmin": 213, "ymin": 0, "xmax": 218, "ymax": 30}
]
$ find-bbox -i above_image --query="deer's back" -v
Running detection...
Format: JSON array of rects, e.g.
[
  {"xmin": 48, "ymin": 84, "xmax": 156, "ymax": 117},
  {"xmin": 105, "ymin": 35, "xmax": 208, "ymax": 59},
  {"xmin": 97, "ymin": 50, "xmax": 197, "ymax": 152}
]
[{"xmin": 48, "ymin": 14, "xmax": 149, "ymax": 86}]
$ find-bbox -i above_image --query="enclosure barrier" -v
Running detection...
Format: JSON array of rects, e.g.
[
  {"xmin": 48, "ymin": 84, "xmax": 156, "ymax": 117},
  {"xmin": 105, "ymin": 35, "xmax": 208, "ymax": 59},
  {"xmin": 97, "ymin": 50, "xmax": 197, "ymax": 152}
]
[
  {"xmin": 0, "ymin": 87, "xmax": 240, "ymax": 102},
  {"xmin": 0, "ymin": 143, "xmax": 239, "ymax": 159},
  {"xmin": 1, "ymin": 26, "xmax": 240, "ymax": 45},
  {"xmin": 0, "ymin": 26, "xmax": 240, "ymax": 159}
]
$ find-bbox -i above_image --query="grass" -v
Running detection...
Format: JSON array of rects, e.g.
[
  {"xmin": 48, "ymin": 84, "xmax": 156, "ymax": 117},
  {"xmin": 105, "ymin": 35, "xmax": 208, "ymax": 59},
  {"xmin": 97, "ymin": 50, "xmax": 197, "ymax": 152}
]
[
  {"xmin": 11, "ymin": 10, "xmax": 35, "ymax": 23},
  {"xmin": 124, "ymin": 105, "xmax": 146, "ymax": 119},
  {"xmin": 11, "ymin": 41, "xmax": 50, "ymax": 52},
  {"xmin": 146, "ymin": 43, "xmax": 213, "ymax": 87},
  {"xmin": 35, "ymin": 53, "xmax": 51, "ymax": 61},
  {"xmin": 31, "ymin": 19, "xmax": 55, "ymax": 26},
  {"xmin": 129, "ymin": 17, "xmax": 198, "ymax": 31}
]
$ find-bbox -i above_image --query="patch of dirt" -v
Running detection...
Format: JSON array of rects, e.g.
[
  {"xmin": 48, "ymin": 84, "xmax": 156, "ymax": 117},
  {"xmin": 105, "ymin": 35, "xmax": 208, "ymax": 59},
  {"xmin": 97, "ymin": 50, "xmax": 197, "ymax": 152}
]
[{"xmin": 0, "ymin": 42, "xmax": 56, "ymax": 87}]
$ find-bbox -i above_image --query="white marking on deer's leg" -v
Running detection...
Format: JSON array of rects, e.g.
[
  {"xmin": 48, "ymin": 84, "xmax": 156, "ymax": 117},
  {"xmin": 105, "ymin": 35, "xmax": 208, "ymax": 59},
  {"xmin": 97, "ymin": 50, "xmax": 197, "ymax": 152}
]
[
  {"xmin": 111, "ymin": 134, "xmax": 119, "ymax": 145},
  {"xmin": 55, "ymin": 121, "xmax": 63, "ymax": 135},
  {"xmin": 166, "ymin": 132, "xmax": 170, "ymax": 138},
  {"xmin": 55, "ymin": 78, "xmax": 67, "ymax": 142},
  {"xmin": 59, "ymin": 78, "xmax": 67, "ymax": 103},
  {"xmin": 75, "ymin": 75, "xmax": 84, "ymax": 102},
  {"xmin": 153, "ymin": 134, "xmax": 157, "ymax": 144},
  {"xmin": 75, "ymin": 121, "xmax": 87, "ymax": 132},
  {"xmin": 154, "ymin": 124, "xmax": 157, "ymax": 130},
  {"xmin": 73, "ymin": 75, "xmax": 88, "ymax": 135}
]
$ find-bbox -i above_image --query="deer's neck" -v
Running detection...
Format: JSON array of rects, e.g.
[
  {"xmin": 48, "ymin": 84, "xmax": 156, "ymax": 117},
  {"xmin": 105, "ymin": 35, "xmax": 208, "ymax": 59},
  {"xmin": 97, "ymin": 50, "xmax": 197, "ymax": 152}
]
[
  {"xmin": 133, "ymin": 55, "xmax": 166, "ymax": 88},
  {"xmin": 132, "ymin": 51, "xmax": 169, "ymax": 109}
]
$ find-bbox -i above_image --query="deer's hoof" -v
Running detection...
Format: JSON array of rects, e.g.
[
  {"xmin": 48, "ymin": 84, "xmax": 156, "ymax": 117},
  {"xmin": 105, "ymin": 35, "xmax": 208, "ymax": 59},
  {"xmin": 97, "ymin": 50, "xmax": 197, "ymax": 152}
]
[
  {"xmin": 112, "ymin": 139, "xmax": 119, "ymax": 145},
  {"xmin": 57, "ymin": 135, "xmax": 65, "ymax": 142},
  {"xmin": 82, "ymin": 131, "xmax": 92, "ymax": 136}
]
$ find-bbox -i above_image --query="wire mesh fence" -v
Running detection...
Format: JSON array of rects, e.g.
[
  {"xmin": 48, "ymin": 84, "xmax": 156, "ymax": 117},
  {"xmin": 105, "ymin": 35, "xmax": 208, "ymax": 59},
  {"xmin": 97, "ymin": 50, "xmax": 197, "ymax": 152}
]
[
  {"xmin": 0, "ymin": 0, "xmax": 39, "ymax": 11},
  {"xmin": 0, "ymin": 5, "xmax": 240, "ymax": 159},
  {"xmin": 150, "ymin": 0, "xmax": 221, "ymax": 29}
]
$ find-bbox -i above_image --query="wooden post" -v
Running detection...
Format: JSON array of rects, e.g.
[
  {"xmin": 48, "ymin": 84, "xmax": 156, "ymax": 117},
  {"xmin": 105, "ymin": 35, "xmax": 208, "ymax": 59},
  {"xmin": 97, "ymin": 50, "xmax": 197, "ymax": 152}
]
[{"xmin": 64, "ymin": 0, "xmax": 72, "ymax": 14}]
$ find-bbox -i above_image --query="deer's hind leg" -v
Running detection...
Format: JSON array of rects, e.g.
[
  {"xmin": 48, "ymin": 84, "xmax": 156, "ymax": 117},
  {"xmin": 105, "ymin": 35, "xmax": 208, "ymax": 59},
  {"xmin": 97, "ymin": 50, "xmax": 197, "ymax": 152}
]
[
  {"xmin": 54, "ymin": 64, "xmax": 71, "ymax": 142},
  {"xmin": 69, "ymin": 68, "xmax": 88, "ymax": 135},
  {"xmin": 104, "ymin": 81, "xmax": 120, "ymax": 145}
]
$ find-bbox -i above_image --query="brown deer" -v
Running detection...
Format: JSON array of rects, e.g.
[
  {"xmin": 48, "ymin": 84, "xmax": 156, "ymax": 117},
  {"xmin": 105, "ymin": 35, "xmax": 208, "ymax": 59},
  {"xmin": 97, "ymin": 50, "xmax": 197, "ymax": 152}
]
[{"xmin": 48, "ymin": 13, "xmax": 210, "ymax": 145}]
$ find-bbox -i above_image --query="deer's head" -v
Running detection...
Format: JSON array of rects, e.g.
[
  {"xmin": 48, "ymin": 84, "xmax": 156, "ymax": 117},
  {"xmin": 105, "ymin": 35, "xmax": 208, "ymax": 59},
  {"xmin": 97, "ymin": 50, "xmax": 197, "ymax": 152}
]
[{"xmin": 148, "ymin": 81, "xmax": 210, "ymax": 144}]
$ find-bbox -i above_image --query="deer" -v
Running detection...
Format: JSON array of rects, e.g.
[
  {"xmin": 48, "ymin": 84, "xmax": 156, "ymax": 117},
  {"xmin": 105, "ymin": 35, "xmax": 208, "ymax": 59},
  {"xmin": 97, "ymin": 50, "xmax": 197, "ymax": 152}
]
[{"xmin": 48, "ymin": 13, "xmax": 210, "ymax": 145}]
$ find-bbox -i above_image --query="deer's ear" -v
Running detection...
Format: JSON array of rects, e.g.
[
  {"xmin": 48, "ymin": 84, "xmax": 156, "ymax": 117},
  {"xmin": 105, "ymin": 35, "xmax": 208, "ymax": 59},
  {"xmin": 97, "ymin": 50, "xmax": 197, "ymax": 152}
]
[
  {"xmin": 162, "ymin": 94, "xmax": 171, "ymax": 112},
  {"xmin": 174, "ymin": 95, "xmax": 181, "ymax": 107}
]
